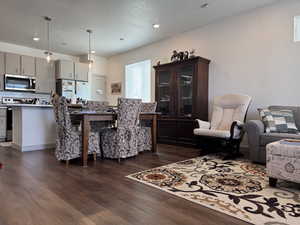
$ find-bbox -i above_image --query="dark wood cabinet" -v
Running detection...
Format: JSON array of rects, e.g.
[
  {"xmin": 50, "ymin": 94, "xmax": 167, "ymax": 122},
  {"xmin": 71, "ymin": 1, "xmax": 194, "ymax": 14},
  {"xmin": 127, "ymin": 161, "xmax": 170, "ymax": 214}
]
[{"xmin": 154, "ymin": 57, "xmax": 210, "ymax": 146}]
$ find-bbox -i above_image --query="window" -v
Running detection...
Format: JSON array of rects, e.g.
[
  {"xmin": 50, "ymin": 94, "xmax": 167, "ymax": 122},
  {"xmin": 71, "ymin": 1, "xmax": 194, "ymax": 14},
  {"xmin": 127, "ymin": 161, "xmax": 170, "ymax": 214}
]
[
  {"xmin": 125, "ymin": 60, "xmax": 151, "ymax": 102},
  {"xmin": 294, "ymin": 16, "xmax": 300, "ymax": 42}
]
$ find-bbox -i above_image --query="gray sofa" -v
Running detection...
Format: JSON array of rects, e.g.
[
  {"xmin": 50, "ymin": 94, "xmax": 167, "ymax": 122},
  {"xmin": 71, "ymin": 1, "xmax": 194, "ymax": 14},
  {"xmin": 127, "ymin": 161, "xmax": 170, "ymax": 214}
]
[{"xmin": 246, "ymin": 106, "xmax": 300, "ymax": 164}]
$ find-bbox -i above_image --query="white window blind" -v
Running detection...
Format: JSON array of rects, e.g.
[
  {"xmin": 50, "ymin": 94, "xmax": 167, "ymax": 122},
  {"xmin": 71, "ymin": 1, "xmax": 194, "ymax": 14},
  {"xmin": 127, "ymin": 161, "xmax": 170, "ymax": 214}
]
[
  {"xmin": 125, "ymin": 60, "xmax": 151, "ymax": 102},
  {"xmin": 294, "ymin": 16, "xmax": 300, "ymax": 42}
]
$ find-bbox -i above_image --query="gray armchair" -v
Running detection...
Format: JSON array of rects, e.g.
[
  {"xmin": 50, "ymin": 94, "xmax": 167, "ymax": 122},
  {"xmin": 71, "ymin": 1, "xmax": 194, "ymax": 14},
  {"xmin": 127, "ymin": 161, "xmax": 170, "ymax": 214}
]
[{"xmin": 246, "ymin": 106, "xmax": 300, "ymax": 164}]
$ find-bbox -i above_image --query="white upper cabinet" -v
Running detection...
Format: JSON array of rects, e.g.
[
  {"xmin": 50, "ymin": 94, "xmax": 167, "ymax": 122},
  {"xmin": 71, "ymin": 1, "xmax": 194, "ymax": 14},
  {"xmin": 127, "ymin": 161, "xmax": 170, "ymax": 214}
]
[
  {"xmin": 21, "ymin": 55, "xmax": 35, "ymax": 77},
  {"xmin": 55, "ymin": 60, "xmax": 74, "ymax": 80},
  {"xmin": 74, "ymin": 62, "xmax": 89, "ymax": 81},
  {"xmin": 5, "ymin": 53, "xmax": 21, "ymax": 75},
  {"xmin": 35, "ymin": 58, "xmax": 55, "ymax": 94},
  {"xmin": 5, "ymin": 53, "xmax": 35, "ymax": 76}
]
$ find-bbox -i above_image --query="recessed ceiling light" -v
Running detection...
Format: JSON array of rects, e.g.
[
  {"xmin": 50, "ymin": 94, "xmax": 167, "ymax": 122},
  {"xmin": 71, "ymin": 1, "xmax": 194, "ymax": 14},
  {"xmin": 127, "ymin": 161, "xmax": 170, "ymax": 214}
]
[
  {"xmin": 91, "ymin": 50, "xmax": 96, "ymax": 54},
  {"xmin": 33, "ymin": 37, "xmax": 40, "ymax": 42},
  {"xmin": 153, "ymin": 24, "xmax": 160, "ymax": 29},
  {"xmin": 201, "ymin": 3, "xmax": 209, "ymax": 8}
]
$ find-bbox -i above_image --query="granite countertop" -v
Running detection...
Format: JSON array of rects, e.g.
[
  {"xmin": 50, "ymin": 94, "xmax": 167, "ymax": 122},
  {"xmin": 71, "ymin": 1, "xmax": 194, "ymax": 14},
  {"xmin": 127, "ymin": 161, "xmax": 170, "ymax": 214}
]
[{"xmin": 0, "ymin": 104, "xmax": 53, "ymax": 108}]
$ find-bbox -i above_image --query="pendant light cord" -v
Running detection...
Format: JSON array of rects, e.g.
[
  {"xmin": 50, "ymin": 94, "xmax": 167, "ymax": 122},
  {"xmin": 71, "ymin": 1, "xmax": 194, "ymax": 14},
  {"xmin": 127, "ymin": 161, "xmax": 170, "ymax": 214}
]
[
  {"xmin": 44, "ymin": 16, "xmax": 52, "ymax": 57},
  {"xmin": 47, "ymin": 19, "xmax": 50, "ymax": 54},
  {"xmin": 87, "ymin": 29, "xmax": 92, "ymax": 61}
]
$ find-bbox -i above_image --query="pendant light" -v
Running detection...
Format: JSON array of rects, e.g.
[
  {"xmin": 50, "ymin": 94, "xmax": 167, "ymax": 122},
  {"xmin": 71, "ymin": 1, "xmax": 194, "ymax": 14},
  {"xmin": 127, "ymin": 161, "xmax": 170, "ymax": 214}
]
[
  {"xmin": 86, "ymin": 29, "xmax": 93, "ymax": 69},
  {"xmin": 44, "ymin": 16, "xmax": 53, "ymax": 63}
]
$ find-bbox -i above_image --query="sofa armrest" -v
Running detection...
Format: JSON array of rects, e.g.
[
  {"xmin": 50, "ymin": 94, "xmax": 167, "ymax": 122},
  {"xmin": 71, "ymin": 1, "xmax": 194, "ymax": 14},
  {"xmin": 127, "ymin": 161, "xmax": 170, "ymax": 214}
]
[
  {"xmin": 246, "ymin": 120, "xmax": 265, "ymax": 162},
  {"xmin": 195, "ymin": 119, "xmax": 210, "ymax": 129},
  {"xmin": 246, "ymin": 120, "xmax": 264, "ymax": 138}
]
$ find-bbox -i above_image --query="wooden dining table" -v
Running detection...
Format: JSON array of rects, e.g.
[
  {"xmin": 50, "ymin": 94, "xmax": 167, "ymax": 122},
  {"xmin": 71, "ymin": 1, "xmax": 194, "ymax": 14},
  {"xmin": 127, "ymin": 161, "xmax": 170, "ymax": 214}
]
[{"xmin": 70, "ymin": 111, "xmax": 159, "ymax": 167}]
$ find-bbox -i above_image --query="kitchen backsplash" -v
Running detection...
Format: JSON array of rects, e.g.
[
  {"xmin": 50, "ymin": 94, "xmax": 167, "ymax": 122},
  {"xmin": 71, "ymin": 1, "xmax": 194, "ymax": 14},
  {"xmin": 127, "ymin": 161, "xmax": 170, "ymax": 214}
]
[{"xmin": 0, "ymin": 91, "xmax": 51, "ymax": 102}]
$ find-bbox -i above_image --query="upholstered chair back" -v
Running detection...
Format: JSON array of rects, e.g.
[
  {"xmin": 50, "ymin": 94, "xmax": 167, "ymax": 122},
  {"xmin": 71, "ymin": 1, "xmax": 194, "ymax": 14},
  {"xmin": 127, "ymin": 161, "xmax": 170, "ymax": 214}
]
[
  {"xmin": 52, "ymin": 95, "xmax": 73, "ymax": 135},
  {"xmin": 86, "ymin": 101, "xmax": 109, "ymax": 112},
  {"xmin": 141, "ymin": 102, "xmax": 157, "ymax": 113},
  {"xmin": 117, "ymin": 98, "xmax": 142, "ymax": 127},
  {"xmin": 210, "ymin": 94, "xmax": 251, "ymax": 131}
]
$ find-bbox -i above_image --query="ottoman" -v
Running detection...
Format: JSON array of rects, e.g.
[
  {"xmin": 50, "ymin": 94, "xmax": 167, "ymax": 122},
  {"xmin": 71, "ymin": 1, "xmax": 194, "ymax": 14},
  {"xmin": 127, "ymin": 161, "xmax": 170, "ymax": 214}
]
[{"xmin": 266, "ymin": 140, "xmax": 300, "ymax": 187}]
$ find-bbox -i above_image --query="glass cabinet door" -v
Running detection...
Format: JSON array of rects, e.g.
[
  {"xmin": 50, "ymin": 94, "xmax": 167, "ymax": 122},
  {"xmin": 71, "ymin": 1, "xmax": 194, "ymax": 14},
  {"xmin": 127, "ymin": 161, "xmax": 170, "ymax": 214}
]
[
  {"xmin": 157, "ymin": 70, "xmax": 172, "ymax": 115},
  {"xmin": 177, "ymin": 65, "xmax": 194, "ymax": 117}
]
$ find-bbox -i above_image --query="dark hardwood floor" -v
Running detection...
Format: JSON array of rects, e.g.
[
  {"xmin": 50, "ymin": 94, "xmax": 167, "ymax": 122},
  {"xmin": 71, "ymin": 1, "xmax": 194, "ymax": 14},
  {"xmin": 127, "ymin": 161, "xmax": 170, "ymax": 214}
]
[{"xmin": 0, "ymin": 144, "xmax": 249, "ymax": 225}]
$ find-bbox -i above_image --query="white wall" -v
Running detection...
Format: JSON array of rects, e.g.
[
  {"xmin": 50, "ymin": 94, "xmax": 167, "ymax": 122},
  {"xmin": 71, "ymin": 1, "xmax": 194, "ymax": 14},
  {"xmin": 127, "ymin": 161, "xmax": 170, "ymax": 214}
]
[
  {"xmin": 79, "ymin": 55, "xmax": 108, "ymax": 100},
  {"xmin": 107, "ymin": 0, "xmax": 300, "ymax": 120}
]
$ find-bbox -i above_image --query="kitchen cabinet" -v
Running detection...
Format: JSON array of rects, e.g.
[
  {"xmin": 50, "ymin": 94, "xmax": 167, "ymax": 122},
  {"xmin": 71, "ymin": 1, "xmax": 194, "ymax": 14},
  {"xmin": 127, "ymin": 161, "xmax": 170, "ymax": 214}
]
[
  {"xmin": 0, "ymin": 108, "xmax": 7, "ymax": 141},
  {"xmin": 21, "ymin": 55, "xmax": 35, "ymax": 76},
  {"xmin": 0, "ymin": 52, "xmax": 5, "ymax": 91},
  {"xmin": 55, "ymin": 60, "xmax": 74, "ymax": 80},
  {"xmin": 36, "ymin": 58, "xmax": 55, "ymax": 94},
  {"xmin": 5, "ymin": 53, "xmax": 21, "ymax": 75},
  {"xmin": 74, "ymin": 62, "xmax": 88, "ymax": 81}
]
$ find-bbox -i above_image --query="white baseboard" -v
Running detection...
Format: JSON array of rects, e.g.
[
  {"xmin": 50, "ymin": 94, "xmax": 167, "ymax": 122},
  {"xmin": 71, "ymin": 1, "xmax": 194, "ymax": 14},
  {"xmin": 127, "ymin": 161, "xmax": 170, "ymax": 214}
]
[{"xmin": 12, "ymin": 143, "xmax": 55, "ymax": 152}]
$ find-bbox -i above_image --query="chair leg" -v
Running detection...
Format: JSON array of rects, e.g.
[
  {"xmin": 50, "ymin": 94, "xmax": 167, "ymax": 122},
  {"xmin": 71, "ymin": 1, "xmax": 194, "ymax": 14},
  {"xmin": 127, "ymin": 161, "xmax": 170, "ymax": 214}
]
[
  {"xmin": 197, "ymin": 137, "xmax": 216, "ymax": 156},
  {"xmin": 235, "ymin": 142, "xmax": 243, "ymax": 157},
  {"xmin": 269, "ymin": 177, "xmax": 277, "ymax": 187},
  {"xmin": 66, "ymin": 160, "xmax": 69, "ymax": 168},
  {"xmin": 93, "ymin": 152, "xmax": 97, "ymax": 161},
  {"xmin": 118, "ymin": 157, "xmax": 121, "ymax": 164},
  {"xmin": 223, "ymin": 140, "xmax": 241, "ymax": 160},
  {"xmin": 99, "ymin": 133, "xmax": 104, "ymax": 160}
]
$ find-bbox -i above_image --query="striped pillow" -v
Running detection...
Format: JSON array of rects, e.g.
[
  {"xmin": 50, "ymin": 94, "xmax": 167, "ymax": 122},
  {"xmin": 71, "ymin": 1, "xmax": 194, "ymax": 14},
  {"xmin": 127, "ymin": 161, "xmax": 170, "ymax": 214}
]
[{"xmin": 258, "ymin": 109, "xmax": 299, "ymax": 134}]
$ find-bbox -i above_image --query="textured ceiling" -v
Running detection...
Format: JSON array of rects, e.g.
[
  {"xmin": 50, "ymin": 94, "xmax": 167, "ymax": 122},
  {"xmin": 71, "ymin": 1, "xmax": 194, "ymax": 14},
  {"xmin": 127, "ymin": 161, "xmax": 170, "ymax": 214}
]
[{"xmin": 0, "ymin": 0, "xmax": 280, "ymax": 56}]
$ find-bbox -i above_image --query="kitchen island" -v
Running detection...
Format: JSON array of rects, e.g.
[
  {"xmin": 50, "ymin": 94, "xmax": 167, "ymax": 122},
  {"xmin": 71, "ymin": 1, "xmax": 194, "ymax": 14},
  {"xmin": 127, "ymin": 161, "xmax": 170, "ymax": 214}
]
[{"xmin": 10, "ymin": 104, "xmax": 56, "ymax": 152}]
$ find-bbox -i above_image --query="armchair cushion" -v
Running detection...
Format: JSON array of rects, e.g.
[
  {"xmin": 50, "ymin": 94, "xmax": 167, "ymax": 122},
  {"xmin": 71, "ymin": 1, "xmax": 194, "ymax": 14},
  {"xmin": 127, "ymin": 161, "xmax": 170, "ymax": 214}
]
[
  {"xmin": 194, "ymin": 129, "xmax": 231, "ymax": 139},
  {"xmin": 210, "ymin": 94, "xmax": 251, "ymax": 131},
  {"xmin": 196, "ymin": 119, "xmax": 210, "ymax": 129},
  {"xmin": 194, "ymin": 120, "xmax": 244, "ymax": 140}
]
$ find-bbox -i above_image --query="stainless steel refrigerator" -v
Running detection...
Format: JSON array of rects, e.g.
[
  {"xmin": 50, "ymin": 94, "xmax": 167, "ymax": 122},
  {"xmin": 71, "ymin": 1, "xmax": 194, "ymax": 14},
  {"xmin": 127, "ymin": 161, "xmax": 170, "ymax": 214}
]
[
  {"xmin": 76, "ymin": 81, "xmax": 89, "ymax": 100},
  {"xmin": 56, "ymin": 80, "xmax": 75, "ymax": 99}
]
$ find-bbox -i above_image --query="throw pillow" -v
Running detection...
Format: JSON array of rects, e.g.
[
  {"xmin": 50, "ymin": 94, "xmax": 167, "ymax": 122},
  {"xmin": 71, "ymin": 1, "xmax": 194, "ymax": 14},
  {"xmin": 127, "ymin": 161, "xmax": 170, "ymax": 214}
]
[{"xmin": 258, "ymin": 109, "xmax": 299, "ymax": 134}]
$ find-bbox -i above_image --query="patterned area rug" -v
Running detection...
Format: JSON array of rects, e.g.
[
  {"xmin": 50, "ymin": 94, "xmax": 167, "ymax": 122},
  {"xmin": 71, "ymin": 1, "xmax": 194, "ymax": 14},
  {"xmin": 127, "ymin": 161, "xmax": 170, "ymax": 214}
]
[{"xmin": 127, "ymin": 156, "xmax": 300, "ymax": 225}]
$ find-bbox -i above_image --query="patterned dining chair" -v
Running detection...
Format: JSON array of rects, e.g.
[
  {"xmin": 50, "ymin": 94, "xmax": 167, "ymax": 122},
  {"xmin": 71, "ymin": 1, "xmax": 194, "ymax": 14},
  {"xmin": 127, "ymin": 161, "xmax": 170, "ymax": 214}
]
[
  {"xmin": 101, "ymin": 98, "xmax": 142, "ymax": 162},
  {"xmin": 138, "ymin": 102, "xmax": 157, "ymax": 152},
  {"xmin": 84, "ymin": 100, "xmax": 111, "ymax": 131},
  {"xmin": 52, "ymin": 94, "xmax": 101, "ymax": 166},
  {"xmin": 85, "ymin": 101, "xmax": 109, "ymax": 112}
]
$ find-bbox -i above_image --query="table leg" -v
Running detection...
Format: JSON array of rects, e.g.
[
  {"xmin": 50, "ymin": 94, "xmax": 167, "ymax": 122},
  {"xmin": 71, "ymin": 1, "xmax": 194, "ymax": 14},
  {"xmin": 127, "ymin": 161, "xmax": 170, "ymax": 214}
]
[
  {"xmin": 152, "ymin": 115, "xmax": 157, "ymax": 153},
  {"xmin": 82, "ymin": 115, "xmax": 90, "ymax": 167}
]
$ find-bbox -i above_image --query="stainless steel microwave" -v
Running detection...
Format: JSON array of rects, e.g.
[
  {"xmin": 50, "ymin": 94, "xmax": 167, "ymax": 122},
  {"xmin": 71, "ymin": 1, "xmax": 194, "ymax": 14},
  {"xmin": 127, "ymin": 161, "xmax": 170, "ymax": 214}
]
[{"xmin": 4, "ymin": 74, "xmax": 36, "ymax": 92}]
